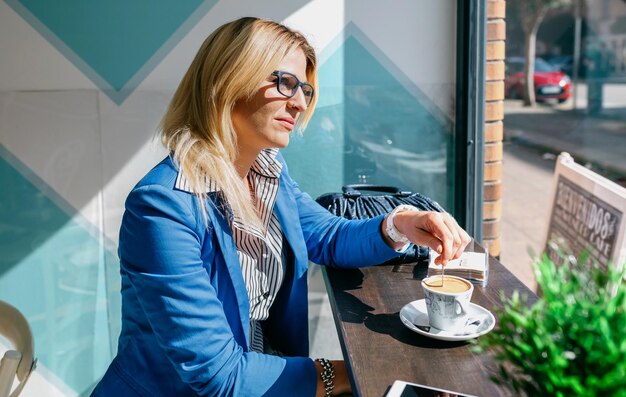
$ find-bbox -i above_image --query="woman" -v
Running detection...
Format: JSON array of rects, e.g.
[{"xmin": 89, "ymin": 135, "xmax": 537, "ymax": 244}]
[{"xmin": 92, "ymin": 17, "xmax": 470, "ymax": 397}]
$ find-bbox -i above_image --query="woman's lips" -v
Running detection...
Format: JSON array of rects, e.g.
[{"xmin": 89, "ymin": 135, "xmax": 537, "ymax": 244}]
[{"xmin": 276, "ymin": 118, "xmax": 295, "ymax": 130}]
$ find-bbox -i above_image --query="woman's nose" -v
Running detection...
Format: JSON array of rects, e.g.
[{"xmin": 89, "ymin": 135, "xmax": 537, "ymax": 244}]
[{"xmin": 287, "ymin": 87, "xmax": 308, "ymax": 111}]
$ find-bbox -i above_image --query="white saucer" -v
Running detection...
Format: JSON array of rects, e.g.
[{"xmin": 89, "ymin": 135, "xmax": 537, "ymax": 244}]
[{"xmin": 399, "ymin": 299, "xmax": 496, "ymax": 342}]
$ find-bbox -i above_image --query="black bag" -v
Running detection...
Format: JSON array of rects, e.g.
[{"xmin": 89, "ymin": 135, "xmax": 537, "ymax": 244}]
[{"xmin": 315, "ymin": 184, "xmax": 445, "ymax": 264}]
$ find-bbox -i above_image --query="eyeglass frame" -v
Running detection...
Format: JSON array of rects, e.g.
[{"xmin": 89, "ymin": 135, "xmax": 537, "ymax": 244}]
[{"xmin": 271, "ymin": 70, "xmax": 315, "ymax": 106}]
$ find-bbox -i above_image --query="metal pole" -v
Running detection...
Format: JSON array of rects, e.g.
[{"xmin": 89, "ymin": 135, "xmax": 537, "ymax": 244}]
[{"xmin": 572, "ymin": 0, "xmax": 582, "ymax": 111}]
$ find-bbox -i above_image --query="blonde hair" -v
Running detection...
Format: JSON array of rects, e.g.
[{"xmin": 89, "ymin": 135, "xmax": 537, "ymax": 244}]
[{"xmin": 158, "ymin": 17, "xmax": 318, "ymax": 227}]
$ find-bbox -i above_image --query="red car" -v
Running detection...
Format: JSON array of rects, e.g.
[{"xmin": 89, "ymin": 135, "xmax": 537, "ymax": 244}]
[{"xmin": 505, "ymin": 57, "xmax": 571, "ymax": 103}]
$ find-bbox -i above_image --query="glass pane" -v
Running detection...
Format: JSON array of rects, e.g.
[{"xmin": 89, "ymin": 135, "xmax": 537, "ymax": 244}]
[
  {"xmin": 0, "ymin": 113, "xmax": 112, "ymax": 395},
  {"xmin": 283, "ymin": 1, "xmax": 458, "ymax": 211},
  {"xmin": 502, "ymin": 0, "xmax": 626, "ymax": 289}
]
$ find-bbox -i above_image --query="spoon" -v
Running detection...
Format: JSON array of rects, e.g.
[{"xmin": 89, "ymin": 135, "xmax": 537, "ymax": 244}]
[{"xmin": 440, "ymin": 261, "xmax": 445, "ymax": 286}]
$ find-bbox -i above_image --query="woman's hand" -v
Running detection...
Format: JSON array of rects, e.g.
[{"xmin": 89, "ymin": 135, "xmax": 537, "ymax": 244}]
[
  {"xmin": 314, "ymin": 360, "xmax": 351, "ymax": 397},
  {"xmin": 385, "ymin": 211, "xmax": 471, "ymax": 265}
]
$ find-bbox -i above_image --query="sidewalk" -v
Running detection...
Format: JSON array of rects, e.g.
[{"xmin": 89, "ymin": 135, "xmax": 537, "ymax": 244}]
[
  {"xmin": 500, "ymin": 142, "xmax": 553, "ymax": 292},
  {"xmin": 500, "ymin": 99, "xmax": 626, "ymax": 292}
]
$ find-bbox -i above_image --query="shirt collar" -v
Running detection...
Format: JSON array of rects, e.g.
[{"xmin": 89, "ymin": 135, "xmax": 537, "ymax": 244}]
[
  {"xmin": 250, "ymin": 148, "xmax": 282, "ymax": 179},
  {"xmin": 175, "ymin": 148, "xmax": 282, "ymax": 193}
]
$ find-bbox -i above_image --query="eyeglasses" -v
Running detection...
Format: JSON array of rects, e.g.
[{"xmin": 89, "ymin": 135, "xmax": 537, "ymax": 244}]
[{"xmin": 271, "ymin": 71, "xmax": 315, "ymax": 106}]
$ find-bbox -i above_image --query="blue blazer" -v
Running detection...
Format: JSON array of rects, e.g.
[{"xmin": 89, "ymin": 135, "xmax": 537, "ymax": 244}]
[{"xmin": 92, "ymin": 154, "xmax": 402, "ymax": 397}]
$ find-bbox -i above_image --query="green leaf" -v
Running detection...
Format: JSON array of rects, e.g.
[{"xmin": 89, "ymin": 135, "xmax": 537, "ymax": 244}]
[{"xmin": 476, "ymin": 253, "xmax": 626, "ymax": 396}]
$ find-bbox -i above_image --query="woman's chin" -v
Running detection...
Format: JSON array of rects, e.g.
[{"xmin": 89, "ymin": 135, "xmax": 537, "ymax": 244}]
[{"xmin": 273, "ymin": 133, "xmax": 290, "ymax": 148}]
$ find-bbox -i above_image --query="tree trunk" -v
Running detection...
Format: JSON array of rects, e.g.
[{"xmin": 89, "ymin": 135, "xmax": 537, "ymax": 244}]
[
  {"xmin": 523, "ymin": 25, "xmax": 537, "ymax": 106},
  {"xmin": 522, "ymin": 9, "xmax": 548, "ymax": 107}
]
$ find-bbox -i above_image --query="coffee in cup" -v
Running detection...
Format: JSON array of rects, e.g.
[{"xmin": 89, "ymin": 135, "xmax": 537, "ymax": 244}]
[
  {"xmin": 423, "ymin": 276, "xmax": 471, "ymax": 293},
  {"xmin": 421, "ymin": 275, "xmax": 474, "ymax": 332}
]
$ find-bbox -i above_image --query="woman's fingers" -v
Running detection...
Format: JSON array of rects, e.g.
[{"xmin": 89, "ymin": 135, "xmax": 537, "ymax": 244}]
[
  {"xmin": 395, "ymin": 210, "xmax": 471, "ymax": 265},
  {"xmin": 458, "ymin": 223, "xmax": 472, "ymax": 255},
  {"xmin": 409, "ymin": 227, "xmax": 444, "ymax": 255},
  {"xmin": 402, "ymin": 212, "xmax": 453, "ymax": 261},
  {"xmin": 442, "ymin": 213, "xmax": 471, "ymax": 260},
  {"xmin": 425, "ymin": 212, "xmax": 458, "ymax": 263},
  {"xmin": 442, "ymin": 213, "xmax": 462, "ymax": 259}
]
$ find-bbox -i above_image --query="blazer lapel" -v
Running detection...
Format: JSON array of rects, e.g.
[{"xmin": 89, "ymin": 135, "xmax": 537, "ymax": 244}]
[
  {"xmin": 205, "ymin": 199, "xmax": 251, "ymax": 344},
  {"xmin": 275, "ymin": 178, "xmax": 308, "ymax": 278}
]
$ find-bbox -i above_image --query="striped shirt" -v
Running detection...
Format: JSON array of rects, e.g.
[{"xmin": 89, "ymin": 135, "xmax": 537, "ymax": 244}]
[{"xmin": 175, "ymin": 149, "xmax": 285, "ymax": 353}]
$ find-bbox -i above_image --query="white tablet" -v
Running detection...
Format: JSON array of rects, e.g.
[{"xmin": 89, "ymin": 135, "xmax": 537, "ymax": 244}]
[{"xmin": 386, "ymin": 380, "xmax": 480, "ymax": 397}]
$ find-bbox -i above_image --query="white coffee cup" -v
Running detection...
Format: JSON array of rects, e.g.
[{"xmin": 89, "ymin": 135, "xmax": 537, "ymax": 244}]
[{"xmin": 421, "ymin": 275, "xmax": 474, "ymax": 332}]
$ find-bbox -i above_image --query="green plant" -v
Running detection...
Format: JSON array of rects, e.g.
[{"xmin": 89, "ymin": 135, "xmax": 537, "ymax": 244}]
[{"xmin": 475, "ymin": 254, "xmax": 626, "ymax": 396}]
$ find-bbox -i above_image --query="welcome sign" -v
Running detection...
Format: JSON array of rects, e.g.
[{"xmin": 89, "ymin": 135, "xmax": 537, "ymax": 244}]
[{"xmin": 545, "ymin": 153, "xmax": 626, "ymax": 272}]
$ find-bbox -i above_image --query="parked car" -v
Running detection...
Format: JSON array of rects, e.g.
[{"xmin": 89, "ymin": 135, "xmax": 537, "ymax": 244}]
[
  {"xmin": 548, "ymin": 55, "xmax": 573, "ymax": 76},
  {"xmin": 505, "ymin": 57, "xmax": 571, "ymax": 103}
]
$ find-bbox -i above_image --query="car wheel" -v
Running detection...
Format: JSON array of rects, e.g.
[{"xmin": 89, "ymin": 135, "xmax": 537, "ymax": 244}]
[{"xmin": 558, "ymin": 98, "xmax": 568, "ymax": 104}]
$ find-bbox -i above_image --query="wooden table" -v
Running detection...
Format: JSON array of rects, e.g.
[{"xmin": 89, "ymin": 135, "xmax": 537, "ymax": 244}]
[{"xmin": 323, "ymin": 241, "xmax": 537, "ymax": 397}]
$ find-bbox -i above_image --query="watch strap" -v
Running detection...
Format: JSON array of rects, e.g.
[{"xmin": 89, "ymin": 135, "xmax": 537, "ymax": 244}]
[{"xmin": 386, "ymin": 205, "xmax": 418, "ymax": 244}]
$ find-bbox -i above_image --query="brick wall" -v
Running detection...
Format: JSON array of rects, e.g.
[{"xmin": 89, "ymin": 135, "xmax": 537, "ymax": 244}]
[{"xmin": 483, "ymin": 0, "xmax": 505, "ymax": 256}]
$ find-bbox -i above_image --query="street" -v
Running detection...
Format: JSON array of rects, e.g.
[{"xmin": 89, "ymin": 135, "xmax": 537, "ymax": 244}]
[{"xmin": 504, "ymin": 96, "xmax": 626, "ymax": 182}]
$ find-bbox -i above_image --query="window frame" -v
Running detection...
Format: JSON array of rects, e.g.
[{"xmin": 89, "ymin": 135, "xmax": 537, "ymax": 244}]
[{"xmin": 453, "ymin": 0, "xmax": 486, "ymax": 240}]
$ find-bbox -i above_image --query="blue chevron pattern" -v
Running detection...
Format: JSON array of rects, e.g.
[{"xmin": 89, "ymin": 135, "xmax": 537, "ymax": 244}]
[
  {"xmin": 0, "ymin": 145, "xmax": 119, "ymax": 394},
  {"xmin": 6, "ymin": 0, "xmax": 217, "ymax": 104},
  {"xmin": 283, "ymin": 23, "xmax": 452, "ymax": 204}
]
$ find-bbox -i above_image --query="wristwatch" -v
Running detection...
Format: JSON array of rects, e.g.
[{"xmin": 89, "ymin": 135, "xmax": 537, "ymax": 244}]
[{"xmin": 386, "ymin": 205, "xmax": 418, "ymax": 243}]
